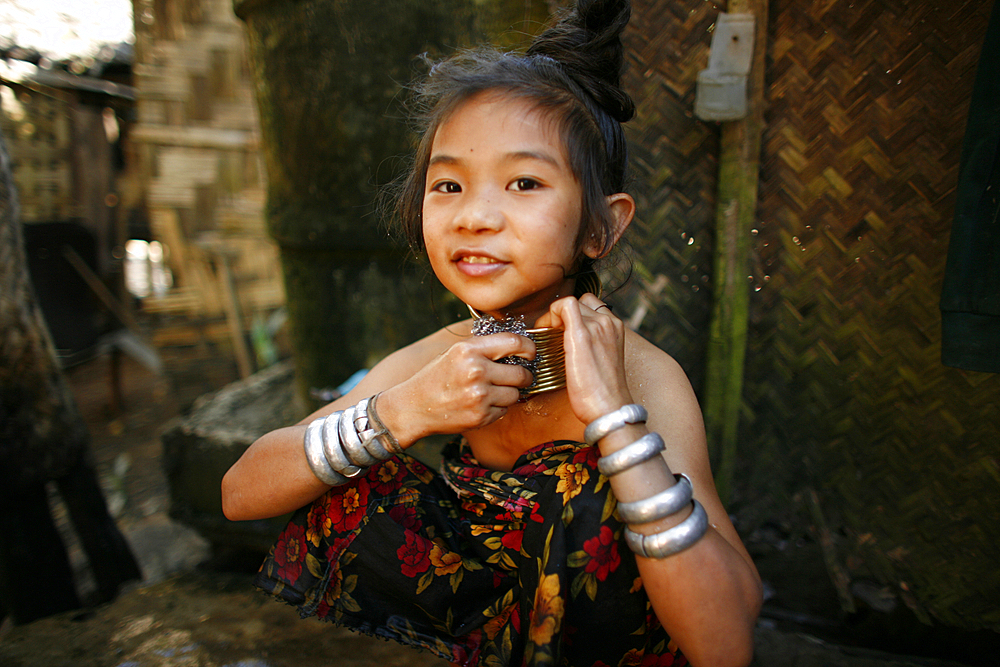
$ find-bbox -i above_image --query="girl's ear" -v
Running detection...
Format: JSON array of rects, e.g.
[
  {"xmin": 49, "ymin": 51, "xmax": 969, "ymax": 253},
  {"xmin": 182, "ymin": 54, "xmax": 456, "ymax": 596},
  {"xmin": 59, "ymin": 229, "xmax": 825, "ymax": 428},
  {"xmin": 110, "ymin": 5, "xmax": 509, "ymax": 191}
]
[{"xmin": 583, "ymin": 193, "xmax": 636, "ymax": 258}]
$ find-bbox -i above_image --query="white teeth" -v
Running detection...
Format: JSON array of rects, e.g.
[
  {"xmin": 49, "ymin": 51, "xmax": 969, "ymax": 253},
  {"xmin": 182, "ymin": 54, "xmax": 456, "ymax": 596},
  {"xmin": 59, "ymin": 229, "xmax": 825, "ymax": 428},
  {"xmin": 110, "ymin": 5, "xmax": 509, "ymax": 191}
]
[{"xmin": 463, "ymin": 256, "xmax": 498, "ymax": 264}]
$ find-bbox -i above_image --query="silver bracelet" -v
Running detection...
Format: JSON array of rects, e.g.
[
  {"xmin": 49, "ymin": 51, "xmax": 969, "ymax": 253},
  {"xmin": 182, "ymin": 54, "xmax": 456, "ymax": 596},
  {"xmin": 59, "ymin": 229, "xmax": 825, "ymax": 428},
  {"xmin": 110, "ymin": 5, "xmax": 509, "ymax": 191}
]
[
  {"xmin": 366, "ymin": 392, "xmax": 405, "ymax": 456},
  {"xmin": 624, "ymin": 499, "xmax": 708, "ymax": 559},
  {"xmin": 322, "ymin": 411, "xmax": 367, "ymax": 478},
  {"xmin": 597, "ymin": 432, "xmax": 665, "ymax": 476},
  {"xmin": 303, "ymin": 417, "xmax": 350, "ymax": 486},
  {"xmin": 617, "ymin": 473, "xmax": 693, "ymax": 524},
  {"xmin": 584, "ymin": 404, "xmax": 648, "ymax": 445},
  {"xmin": 352, "ymin": 397, "xmax": 371, "ymax": 432},
  {"xmin": 301, "ymin": 394, "xmax": 404, "ymax": 485},
  {"xmin": 340, "ymin": 403, "xmax": 380, "ymax": 467},
  {"xmin": 354, "ymin": 397, "xmax": 393, "ymax": 461}
]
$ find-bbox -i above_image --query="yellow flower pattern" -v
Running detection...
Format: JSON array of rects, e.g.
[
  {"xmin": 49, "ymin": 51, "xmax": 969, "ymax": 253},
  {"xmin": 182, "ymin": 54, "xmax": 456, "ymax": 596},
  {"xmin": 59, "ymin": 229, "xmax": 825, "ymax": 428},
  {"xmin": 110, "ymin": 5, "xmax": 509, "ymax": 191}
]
[
  {"xmin": 556, "ymin": 462, "xmax": 590, "ymax": 503},
  {"xmin": 256, "ymin": 440, "xmax": 683, "ymax": 666},
  {"xmin": 529, "ymin": 573, "xmax": 565, "ymax": 646}
]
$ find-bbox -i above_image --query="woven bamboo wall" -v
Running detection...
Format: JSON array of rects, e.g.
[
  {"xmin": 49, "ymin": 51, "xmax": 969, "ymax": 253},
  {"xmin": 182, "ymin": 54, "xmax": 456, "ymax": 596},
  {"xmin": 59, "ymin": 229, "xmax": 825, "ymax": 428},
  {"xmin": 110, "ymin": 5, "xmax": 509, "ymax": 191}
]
[
  {"xmin": 131, "ymin": 0, "xmax": 282, "ymax": 376},
  {"xmin": 0, "ymin": 84, "xmax": 118, "ymax": 273},
  {"xmin": 623, "ymin": 0, "xmax": 999, "ymax": 631},
  {"xmin": 619, "ymin": 2, "xmax": 717, "ymax": 390},
  {"xmin": 0, "ymin": 87, "xmax": 76, "ymax": 223}
]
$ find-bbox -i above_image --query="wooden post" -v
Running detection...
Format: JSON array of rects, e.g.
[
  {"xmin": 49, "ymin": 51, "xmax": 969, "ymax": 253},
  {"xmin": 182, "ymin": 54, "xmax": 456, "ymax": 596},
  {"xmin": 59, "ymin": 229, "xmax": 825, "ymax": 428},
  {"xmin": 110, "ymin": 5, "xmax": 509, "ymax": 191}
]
[
  {"xmin": 217, "ymin": 251, "xmax": 254, "ymax": 379},
  {"xmin": 702, "ymin": 0, "xmax": 767, "ymax": 504}
]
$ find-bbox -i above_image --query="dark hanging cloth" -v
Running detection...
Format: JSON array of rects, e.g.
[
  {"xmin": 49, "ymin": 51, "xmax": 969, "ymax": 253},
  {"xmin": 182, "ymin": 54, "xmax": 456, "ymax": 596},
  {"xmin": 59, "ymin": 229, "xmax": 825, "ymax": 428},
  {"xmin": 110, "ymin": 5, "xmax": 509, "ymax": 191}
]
[
  {"xmin": 940, "ymin": 1, "xmax": 1000, "ymax": 373},
  {"xmin": 254, "ymin": 440, "xmax": 686, "ymax": 666}
]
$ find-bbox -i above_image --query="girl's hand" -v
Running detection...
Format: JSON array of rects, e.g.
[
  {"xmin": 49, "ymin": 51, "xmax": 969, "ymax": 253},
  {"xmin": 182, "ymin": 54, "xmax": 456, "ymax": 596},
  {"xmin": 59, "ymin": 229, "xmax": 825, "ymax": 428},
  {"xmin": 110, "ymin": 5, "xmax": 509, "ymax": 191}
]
[
  {"xmin": 537, "ymin": 294, "xmax": 634, "ymax": 425},
  {"xmin": 385, "ymin": 332, "xmax": 536, "ymax": 441}
]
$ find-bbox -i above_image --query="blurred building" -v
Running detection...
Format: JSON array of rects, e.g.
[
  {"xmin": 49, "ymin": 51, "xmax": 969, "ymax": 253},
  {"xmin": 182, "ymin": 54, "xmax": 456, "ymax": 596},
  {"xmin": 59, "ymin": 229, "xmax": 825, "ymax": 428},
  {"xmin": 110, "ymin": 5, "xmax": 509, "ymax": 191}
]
[
  {"xmin": 131, "ymin": 0, "xmax": 285, "ymax": 385},
  {"xmin": 0, "ymin": 42, "xmax": 136, "ymax": 365},
  {"xmin": 1, "ymin": 0, "xmax": 287, "ymax": 404}
]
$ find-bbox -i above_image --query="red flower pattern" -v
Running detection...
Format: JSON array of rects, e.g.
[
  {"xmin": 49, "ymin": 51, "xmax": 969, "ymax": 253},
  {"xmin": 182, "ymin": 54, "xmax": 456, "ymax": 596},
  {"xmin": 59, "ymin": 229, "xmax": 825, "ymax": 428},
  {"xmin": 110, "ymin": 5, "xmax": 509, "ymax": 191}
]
[
  {"xmin": 306, "ymin": 494, "xmax": 333, "ymax": 546},
  {"xmin": 388, "ymin": 503, "xmax": 422, "ymax": 532},
  {"xmin": 258, "ymin": 440, "xmax": 684, "ymax": 665},
  {"xmin": 573, "ymin": 446, "xmax": 599, "ymax": 468},
  {"xmin": 501, "ymin": 528, "xmax": 524, "ymax": 552},
  {"xmin": 583, "ymin": 525, "xmax": 621, "ymax": 581},
  {"xmin": 329, "ymin": 478, "xmax": 370, "ymax": 532},
  {"xmin": 500, "ymin": 494, "xmax": 532, "ymax": 515},
  {"xmin": 397, "ymin": 530, "xmax": 432, "ymax": 578},
  {"xmin": 371, "ymin": 459, "xmax": 405, "ymax": 494},
  {"xmin": 273, "ymin": 522, "xmax": 306, "ymax": 582}
]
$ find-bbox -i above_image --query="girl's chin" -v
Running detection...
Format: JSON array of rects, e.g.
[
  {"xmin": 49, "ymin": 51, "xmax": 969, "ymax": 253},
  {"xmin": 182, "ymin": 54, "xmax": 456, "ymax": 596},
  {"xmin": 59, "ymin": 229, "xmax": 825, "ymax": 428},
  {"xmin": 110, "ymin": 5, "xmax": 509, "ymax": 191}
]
[{"xmin": 458, "ymin": 284, "xmax": 573, "ymax": 323}]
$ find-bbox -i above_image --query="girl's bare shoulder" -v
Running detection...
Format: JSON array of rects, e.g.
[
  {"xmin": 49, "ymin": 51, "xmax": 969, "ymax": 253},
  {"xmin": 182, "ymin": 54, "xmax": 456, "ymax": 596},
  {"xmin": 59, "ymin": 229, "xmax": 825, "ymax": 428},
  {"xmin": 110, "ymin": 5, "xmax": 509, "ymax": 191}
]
[
  {"xmin": 623, "ymin": 329, "xmax": 700, "ymax": 417},
  {"xmin": 623, "ymin": 329, "xmax": 708, "ymax": 470},
  {"xmin": 624, "ymin": 328, "xmax": 687, "ymax": 382},
  {"xmin": 362, "ymin": 319, "xmax": 473, "ymax": 386}
]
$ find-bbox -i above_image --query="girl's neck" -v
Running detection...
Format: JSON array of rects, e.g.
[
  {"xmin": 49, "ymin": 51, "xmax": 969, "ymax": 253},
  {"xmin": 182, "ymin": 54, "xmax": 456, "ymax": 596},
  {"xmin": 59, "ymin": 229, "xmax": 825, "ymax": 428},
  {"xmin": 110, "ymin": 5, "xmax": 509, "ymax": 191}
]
[
  {"xmin": 463, "ymin": 389, "xmax": 586, "ymax": 470},
  {"xmin": 478, "ymin": 289, "xmax": 573, "ymax": 327},
  {"xmin": 469, "ymin": 306, "xmax": 566, "ymax": 397},
  {"xmin": 478, "ymin": 271, "xmax": 590, "ymax": 325}
]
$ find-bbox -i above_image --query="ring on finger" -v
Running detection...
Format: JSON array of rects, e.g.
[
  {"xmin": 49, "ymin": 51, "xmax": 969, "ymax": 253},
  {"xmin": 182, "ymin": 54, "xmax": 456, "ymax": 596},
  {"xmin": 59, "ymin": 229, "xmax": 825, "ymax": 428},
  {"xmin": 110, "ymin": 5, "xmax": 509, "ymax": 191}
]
[{"xmin": 595, "ymin": 303, "xmax": 613, "ymax": 313}]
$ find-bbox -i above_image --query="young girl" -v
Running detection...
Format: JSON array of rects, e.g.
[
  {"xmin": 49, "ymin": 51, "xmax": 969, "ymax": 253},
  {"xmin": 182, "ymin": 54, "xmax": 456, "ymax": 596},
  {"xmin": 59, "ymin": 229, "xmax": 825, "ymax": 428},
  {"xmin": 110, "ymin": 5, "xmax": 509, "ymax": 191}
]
[{"xmin": 222, "ymin": 1, "xmax": 762, "ymax": 664}]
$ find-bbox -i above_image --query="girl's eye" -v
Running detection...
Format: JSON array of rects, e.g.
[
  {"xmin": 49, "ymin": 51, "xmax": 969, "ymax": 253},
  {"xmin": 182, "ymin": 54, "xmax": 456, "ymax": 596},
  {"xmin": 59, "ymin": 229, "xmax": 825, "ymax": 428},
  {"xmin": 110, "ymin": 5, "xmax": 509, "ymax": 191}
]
[
  {"xmin": 432, "ymin": 181, "xmax": 461, "ymax": 193},
  {"xmin": 511, "ymin": 178, "xmax": 540, "ymax": 191}
]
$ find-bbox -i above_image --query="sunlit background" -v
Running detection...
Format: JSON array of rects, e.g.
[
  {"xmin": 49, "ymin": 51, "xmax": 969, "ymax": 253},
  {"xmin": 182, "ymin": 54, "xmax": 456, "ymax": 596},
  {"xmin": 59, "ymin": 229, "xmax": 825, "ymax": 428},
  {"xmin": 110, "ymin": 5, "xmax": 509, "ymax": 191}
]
[
  {"xmin": 0, "ymin": 0, "xmax": 133, "ymax": 60},
  {"xmin": 1, "ymin": 1, "xmax": 175, "ymax": 298}
]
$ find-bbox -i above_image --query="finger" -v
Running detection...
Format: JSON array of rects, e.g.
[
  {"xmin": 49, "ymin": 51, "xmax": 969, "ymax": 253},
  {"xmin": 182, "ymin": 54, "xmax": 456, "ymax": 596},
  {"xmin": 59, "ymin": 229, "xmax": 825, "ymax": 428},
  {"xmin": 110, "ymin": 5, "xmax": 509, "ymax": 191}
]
[
  {"xmin": 537, "ymin": 295, "xmax": 578, "ymax": 329},
  {"xmin": 555, "ymin": 294, "xmax": 626, "ymax": 361},
  {"xmin": 490, "ymin": 360, "xmax": 535, "ymax": 389},
  {"xmin": 577, "ymin": 292, "xmax": 613, "ymax": 316},
  {"xmin": 548, "ymin": 295, "xmax": 586, "ymax": 332},
  {"xmin": 473, "ymin": 331, "xmax": 537, "ymax": 362},
  {"xmin": 491, "ymin": 385, "xmax": 525, "ymax": 408}
]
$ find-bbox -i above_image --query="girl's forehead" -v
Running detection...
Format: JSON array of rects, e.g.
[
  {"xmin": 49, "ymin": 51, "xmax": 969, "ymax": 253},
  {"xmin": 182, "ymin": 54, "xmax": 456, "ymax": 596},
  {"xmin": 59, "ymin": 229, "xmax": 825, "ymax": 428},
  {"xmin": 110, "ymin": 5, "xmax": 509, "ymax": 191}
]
[{"xmin": 432, "ymin": 92, "xmax": 564, "ymax": 151}]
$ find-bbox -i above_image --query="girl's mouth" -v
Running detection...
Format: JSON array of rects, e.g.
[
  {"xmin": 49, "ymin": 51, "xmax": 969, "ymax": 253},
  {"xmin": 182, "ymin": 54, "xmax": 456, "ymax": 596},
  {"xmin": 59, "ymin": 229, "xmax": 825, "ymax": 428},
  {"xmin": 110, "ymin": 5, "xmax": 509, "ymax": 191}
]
[{"xmin": 455, "ymin": 254, "xmax": 507, "ymax": 276}]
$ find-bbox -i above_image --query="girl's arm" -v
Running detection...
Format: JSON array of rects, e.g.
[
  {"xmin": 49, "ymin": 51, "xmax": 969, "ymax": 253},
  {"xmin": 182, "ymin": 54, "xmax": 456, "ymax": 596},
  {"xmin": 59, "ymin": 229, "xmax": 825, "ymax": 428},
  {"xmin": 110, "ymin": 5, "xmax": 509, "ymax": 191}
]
[
  {"xmin": 542, "ymin": 296, "xmax": 762, "ymax": 667},
  {"xmin": 221, "ymin": 329, "xmax": 535, "ymax": 521}
]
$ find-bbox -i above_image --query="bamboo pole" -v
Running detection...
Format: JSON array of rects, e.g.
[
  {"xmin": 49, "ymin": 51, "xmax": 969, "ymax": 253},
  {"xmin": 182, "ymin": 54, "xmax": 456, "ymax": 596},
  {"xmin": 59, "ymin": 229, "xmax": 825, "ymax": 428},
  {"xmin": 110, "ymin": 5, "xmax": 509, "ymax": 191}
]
[
  {"xmin": 218, "ymin": 251, "xmax": 255, "ymax": 379},
  {"xmin": 702, "ymin": 0, "xmax": 768, "ymax": 504}
]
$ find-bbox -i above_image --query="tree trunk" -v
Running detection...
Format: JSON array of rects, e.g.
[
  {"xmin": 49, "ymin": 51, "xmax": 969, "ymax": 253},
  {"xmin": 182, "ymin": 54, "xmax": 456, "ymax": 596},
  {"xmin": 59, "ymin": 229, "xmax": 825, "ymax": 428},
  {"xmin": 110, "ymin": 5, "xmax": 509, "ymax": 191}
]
[
  {"xmin": 0, "ymin": 123, "xmax": 141, "ymax": 624},
  {"xmin": 235, "ymin": 0, "xmax": 557, "ymax": 409}
]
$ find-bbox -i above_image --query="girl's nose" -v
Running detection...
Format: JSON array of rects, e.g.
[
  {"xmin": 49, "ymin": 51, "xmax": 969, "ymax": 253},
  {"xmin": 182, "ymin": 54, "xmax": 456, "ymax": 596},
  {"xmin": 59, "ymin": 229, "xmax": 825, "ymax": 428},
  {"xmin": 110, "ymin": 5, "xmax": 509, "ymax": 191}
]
[{"xmin": 456, "ymin": 191, "xmax": 504, "ymax": 233}]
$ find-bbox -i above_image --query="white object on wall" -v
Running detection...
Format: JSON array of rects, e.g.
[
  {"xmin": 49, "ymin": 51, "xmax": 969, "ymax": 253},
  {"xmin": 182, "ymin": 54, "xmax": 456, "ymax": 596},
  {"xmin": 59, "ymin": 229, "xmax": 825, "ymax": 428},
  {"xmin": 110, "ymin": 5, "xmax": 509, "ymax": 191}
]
[{"xmin": 694, "ymin": 13, "xmax": 756, "ymax": 122}]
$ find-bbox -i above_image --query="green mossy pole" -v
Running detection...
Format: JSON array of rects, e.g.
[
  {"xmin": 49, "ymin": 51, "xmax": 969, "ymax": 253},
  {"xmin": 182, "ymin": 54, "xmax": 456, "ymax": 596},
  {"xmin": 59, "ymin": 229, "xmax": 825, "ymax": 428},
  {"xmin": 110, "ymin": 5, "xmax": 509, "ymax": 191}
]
[
  {"xmin": 703, "ymin": 0, "xmax": 767, "ymax": 504},
  {"xmin": 233, "ymin": 0, "xmax": 553, "ymax": 410}
]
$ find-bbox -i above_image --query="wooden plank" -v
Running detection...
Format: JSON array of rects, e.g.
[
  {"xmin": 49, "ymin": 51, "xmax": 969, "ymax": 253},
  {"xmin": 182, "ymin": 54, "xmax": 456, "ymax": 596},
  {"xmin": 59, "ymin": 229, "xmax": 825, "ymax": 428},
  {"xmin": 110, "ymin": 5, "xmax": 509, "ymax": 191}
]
[
  {"xmin": 151, "ymin": 320, "xmax": 232, "ymax": 347},
  {"xmin": 131, "ymin": 124, "xmax": 255, "ymax": 150},
  {"xmin": 149, "ymin": 207, "xmax": 223, "ymax": 315},
  {"xmin": 702, "ymin": 0, "xmax": 768, "ymax": 504},
  {"xmin": 131, "ymin": 0, "xmax": 283, "ymax": 373},
  {"xmin": 140, "ymin": 289, "xmax": 202, "ymax": 314}
]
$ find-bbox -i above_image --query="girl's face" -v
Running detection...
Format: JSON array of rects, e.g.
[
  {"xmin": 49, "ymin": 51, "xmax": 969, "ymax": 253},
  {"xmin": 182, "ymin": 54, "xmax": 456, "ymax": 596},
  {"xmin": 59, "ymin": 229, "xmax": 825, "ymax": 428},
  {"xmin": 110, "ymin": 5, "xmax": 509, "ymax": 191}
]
[{"xmin": 422, "ymin": 92, "xmax": 598, "ymax": 325}]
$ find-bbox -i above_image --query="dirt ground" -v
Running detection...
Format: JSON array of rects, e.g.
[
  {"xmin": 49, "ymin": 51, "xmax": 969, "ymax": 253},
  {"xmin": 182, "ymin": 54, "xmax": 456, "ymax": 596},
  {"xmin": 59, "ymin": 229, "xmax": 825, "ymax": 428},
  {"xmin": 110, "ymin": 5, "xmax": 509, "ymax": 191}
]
[{"xmin": 0, "ymin": 351, "xmax": 988, "ymax": 667}]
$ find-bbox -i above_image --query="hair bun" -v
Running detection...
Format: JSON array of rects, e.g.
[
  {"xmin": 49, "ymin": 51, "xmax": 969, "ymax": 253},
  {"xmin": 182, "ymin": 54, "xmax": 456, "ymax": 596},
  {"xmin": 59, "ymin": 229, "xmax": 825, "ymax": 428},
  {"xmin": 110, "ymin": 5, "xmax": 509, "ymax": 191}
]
[
  {"xmin": 579, "ymin": 0, "xmax": 631, "ymax": 39},
  {"xmin": 526, "ymin": 0, "xmax": 634, "ymax": 122}
]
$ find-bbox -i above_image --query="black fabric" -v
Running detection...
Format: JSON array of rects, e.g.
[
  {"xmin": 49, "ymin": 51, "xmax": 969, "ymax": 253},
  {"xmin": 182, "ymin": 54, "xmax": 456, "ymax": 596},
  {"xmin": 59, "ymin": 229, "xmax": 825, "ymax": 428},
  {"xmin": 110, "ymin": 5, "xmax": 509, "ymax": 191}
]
[
  {"xmin": 940, "ymin": 1, "xmax": 1000, "ymax": 373},
  {"xmin": 255, "ymin": 440, "xmax": 686, "ymax": 666}
]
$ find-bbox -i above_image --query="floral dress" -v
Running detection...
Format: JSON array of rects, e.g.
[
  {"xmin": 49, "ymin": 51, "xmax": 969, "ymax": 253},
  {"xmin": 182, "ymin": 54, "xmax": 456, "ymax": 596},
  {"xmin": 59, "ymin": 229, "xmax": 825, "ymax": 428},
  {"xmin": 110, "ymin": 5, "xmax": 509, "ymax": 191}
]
[{"xmin": 255, "ymin": 439, "xmax": 687, "ymax": 667}]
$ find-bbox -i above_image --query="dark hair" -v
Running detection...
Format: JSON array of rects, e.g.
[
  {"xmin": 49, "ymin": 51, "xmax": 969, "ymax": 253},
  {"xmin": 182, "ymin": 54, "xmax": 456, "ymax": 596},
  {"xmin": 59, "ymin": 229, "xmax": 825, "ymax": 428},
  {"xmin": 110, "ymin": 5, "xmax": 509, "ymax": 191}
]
[{"xmin": 395, "ymin": 0, "xmax": 634, "ymax": 270}]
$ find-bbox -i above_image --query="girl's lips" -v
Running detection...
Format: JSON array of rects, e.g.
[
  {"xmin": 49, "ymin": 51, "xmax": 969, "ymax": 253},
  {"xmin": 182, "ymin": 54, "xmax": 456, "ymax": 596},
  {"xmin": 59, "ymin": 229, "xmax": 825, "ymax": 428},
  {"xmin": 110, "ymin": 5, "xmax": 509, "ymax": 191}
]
[{"xmin": 454, "ymin": 253, "xmax": 508, "ymax": 277}]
